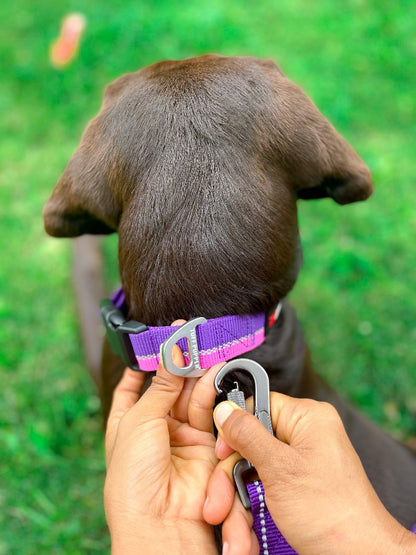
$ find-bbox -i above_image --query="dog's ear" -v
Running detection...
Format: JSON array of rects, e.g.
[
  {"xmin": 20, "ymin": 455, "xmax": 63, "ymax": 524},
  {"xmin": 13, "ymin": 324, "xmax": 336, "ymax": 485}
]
[
  {"xmin": 43, "ymin": 115, "xmax": 122, "ymax": 237},
  {"xmin": 293, "ymin": 120, "xmax": 373, "ymax": 205},
  {"xmin": 267, "ymin": 74, "xmax": 373, "ymax": 205}
]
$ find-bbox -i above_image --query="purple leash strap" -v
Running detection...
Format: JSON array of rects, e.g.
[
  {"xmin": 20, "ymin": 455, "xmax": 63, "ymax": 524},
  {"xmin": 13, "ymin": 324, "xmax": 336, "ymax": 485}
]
[
  {"xmin": 247, "ymin": 481, "xmax": 416, "ymax": 554},
  {"xmin": 246, "ymin": 481, "xmax": 298, "ymax": 555}
]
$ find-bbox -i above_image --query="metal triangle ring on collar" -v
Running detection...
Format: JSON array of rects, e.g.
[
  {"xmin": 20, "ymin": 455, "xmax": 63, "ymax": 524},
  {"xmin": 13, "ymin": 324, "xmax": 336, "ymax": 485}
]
[{"xmin": 161, "ymin": 317, "xmax": 207, "ymax": 377}]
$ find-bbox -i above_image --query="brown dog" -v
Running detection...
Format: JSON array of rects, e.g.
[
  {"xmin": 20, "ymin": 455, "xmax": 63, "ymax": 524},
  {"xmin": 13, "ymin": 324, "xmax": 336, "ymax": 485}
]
[{"xmin": 43, "ymin": 55, "xmax": 416, "ymax": 528}]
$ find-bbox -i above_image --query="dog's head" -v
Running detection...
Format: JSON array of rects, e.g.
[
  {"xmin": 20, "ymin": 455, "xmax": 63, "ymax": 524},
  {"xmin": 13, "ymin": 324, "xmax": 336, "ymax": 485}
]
[{"xmin": 44, "ymin": 55, "xmax": 372, "ymax": 325}]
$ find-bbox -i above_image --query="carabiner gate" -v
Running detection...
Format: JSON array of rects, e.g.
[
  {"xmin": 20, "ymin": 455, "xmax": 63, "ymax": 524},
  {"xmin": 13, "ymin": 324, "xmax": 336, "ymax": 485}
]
[{"xmin": 214, "ymin": 358, "xmax": 274, "ymax": 509}]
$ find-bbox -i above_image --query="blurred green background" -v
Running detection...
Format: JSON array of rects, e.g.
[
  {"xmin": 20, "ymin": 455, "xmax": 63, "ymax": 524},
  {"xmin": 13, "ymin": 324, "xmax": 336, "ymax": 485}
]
[{"xmin": 1, "ymin": 0, "xmax": 415, "ymax": 552}]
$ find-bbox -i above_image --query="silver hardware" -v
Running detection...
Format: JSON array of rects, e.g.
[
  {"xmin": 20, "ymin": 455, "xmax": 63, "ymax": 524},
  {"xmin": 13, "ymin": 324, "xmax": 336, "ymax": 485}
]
[
  {"xmin": 161, "ymin": 317, "xmax": 207, "ymax": 377},
  {"xmin": 214, "ymin": 358, "xmax": 274, "ymax": 508}
]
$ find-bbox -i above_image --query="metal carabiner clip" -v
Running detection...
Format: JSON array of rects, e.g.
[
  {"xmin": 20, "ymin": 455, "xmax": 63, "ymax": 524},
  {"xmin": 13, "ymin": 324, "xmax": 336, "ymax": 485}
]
[{"xmin": 214, "ymin": 359, "xmax": 274, "ymax": 509}]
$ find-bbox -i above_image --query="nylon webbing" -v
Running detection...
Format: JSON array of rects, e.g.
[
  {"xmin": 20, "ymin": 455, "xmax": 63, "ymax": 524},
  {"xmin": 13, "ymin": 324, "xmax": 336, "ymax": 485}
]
[{"xmin": 246, "ymin": 480, "xmax": 297, "ymax": 554}]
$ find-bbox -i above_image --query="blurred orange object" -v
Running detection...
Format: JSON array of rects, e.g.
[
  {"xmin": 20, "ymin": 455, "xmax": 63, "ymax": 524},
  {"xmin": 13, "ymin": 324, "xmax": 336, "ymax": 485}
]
[{"xmin": 50, "ymin": 13, "xmax": 86, "ymax": 68}]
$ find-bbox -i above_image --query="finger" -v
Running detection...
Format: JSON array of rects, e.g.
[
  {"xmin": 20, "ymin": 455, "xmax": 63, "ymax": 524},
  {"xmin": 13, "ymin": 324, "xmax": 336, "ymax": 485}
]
[
  {"xmin": 122, "ymin": 355, "xmax": 185, "ymax": 425},
  {"xmin": 170, "ymin": 376, "xmax": 198, "ymax": 421},
  {"xmin": 249, "ymin": 529, "xmax": 260, "ymax": 555},
  {"xmin": 204, "ymin": 453, "xmax": 241, "ymax": 525},
  {"xmin": 109, "ymin": 367, "xmax": 147, "ymax": 418},
  {"xmin": 215, "ymin": 396, "xmax": 254, "ymax": 458},
  {"xmin": 215, "ymin": 435, "xmax": 236, "ymax": 459},
  {"xmin": 188, "ymin": 362, "xmax": 225, "ymax": 432},
  {"xmin": 217, "ymin": 392, "xmax": 330, "ymax": 449},
  {"xmin": 267, "ymin": 392, "xmax": 338, "ymax": 446},
  {"xmin": 166, "ymin": 320, "xmax": 198, "ymax": 423},
  {"xmin": 222, "ymin": 494, "xmax": 255, "ymax": 555},
  {"xmin": 105, "ymin": 367, "xmax": 146, "ymax": 461},
  {"xmin": 167, "ymin": 415, "xmax": 216, "ymax": 452},
  {"xmin": 213, "ymin": 401, "xmax": 293, "ymax": 475}
]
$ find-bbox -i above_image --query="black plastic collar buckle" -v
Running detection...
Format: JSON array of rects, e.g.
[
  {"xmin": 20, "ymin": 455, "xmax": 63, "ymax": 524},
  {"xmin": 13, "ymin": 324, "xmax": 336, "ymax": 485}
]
[{"xmin": 100, "ymin": 299, "xmax": 147, "ymax": 371}]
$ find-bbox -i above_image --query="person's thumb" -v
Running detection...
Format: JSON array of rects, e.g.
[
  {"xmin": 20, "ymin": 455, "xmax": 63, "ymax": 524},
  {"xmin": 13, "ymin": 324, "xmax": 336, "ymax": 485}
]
[
  {"xmin": 213, "ymin": 401, "xmax": 284, "ymax": 472},
  {"xmin": 124, "ymin": 344, "xmax": 185, "ymax": 425}
]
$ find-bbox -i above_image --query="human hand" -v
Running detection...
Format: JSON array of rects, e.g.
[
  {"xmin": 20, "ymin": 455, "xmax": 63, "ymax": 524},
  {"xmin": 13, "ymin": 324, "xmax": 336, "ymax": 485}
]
[
  {"xmin": 104, "ymin": 322, "xmax": 223, "ymax": 554},
  {"xmin": 204, "ymin": 394, "xmax": 416, "ymax": 555}
]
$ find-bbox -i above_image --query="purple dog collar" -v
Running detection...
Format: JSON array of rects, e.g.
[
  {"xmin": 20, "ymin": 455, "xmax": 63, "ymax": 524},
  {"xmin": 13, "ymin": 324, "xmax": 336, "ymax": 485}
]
[{"xmin": 101, "ymin": 287, "xmax": 281, "ymax": 373}]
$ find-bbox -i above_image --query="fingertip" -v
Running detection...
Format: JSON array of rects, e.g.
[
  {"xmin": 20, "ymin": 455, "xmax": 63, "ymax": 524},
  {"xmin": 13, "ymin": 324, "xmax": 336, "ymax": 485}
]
[
  {"xmin": 111, "ymin": 366, "xmax": 146, "ymax": 408},
  {"xmin": 168, "ymin": 320, "xmax": 186, "ymax": 370},
  {"xmin": 215, "ymin": 436, "xmax": 235, "ymax": 459},
  {"xmin": 156, "ymin": 344, "xmax": 184, "ymax": 380},
  {"xmin": 197, "ymin": 361, "xmax": 226, "ymax": 392},
  {"xmin": 222, "ymin": 496, "xmax": 254, "ymax": 555},
  {"xmin": 171, "ymin": 319, "xmax": 187, "ymax": 326},
  {"xmin": 172, "ymin": 343, "xmax": 185, "ymax": 368},
  {"xmin": 202, "ymin": 496, "xmax": 213, "ymax": 523},
  {"xmin": 214, "ymin": 401, "xmax": 241, "ymax": 429},
  {"xmin": 121, "ymin": 365, "xmax": 146, "ymax": 384},
  {"xmin": 204, "ymin": 467, "xmax": 235, "ymax": 525},
  {"xmin": 157, "ymin": 322, "xmax": 185, "ymax": 377}
]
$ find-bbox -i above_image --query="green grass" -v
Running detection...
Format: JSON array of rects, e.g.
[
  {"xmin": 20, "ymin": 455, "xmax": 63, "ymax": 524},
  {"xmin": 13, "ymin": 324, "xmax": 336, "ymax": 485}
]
[{"xmin": 1, "ymin": 0, "xmax": 415, "ymax": 552}]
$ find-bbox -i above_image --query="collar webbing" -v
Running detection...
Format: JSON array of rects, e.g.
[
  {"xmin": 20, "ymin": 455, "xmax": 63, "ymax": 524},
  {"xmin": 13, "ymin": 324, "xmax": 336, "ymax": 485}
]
[{"xmin": 101, "ymin": 287, "xmax": 281, "ymax": 372}]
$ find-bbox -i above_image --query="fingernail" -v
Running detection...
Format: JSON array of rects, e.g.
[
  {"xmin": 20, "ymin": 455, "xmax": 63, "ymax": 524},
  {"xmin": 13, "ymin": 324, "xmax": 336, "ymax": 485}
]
[
  {"xmin": 215, "ymin": 403, "xmax": 234, "ymax": 427},
  {"xmin": 172, "ymin": 344, "xmax": 184, "ymax": 368},
  {"xmin": 215, "ymin": 436, "xmax": 224, "ymax": 457},
  {"xmin": 203, "ymin": 496, "xmax": 210, "ymax": 513},
  {"xmin": 222, "ymin": 541, "xmax": 229, "ymax": 555}
]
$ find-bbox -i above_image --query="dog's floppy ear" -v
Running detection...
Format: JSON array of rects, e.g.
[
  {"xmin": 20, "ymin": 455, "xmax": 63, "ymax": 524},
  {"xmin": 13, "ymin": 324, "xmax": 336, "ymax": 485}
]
[
  {"xmin": 43, "ymin": 116, "xmax": 121, "ymax": 237},
  {"xmin": 267, "ymin": 74, "xmax": 373, "ymax": 205},
  {"xmin": 293, "ymin": 120, "xmax": 373, "ymax": 205}
]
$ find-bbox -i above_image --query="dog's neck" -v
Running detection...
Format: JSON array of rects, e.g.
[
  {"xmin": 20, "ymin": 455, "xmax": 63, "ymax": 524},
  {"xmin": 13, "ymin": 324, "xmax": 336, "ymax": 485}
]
[{"xmin": 233, "ymin": 299, "xmax": 314, "ymax": 397}]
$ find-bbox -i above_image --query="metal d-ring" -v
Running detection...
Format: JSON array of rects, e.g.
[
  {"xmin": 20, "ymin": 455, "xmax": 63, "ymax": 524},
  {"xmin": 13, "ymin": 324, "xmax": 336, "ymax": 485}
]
[{"xmin": 161, "ymin": 317, "xmax": 207, "ymax": 377}]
